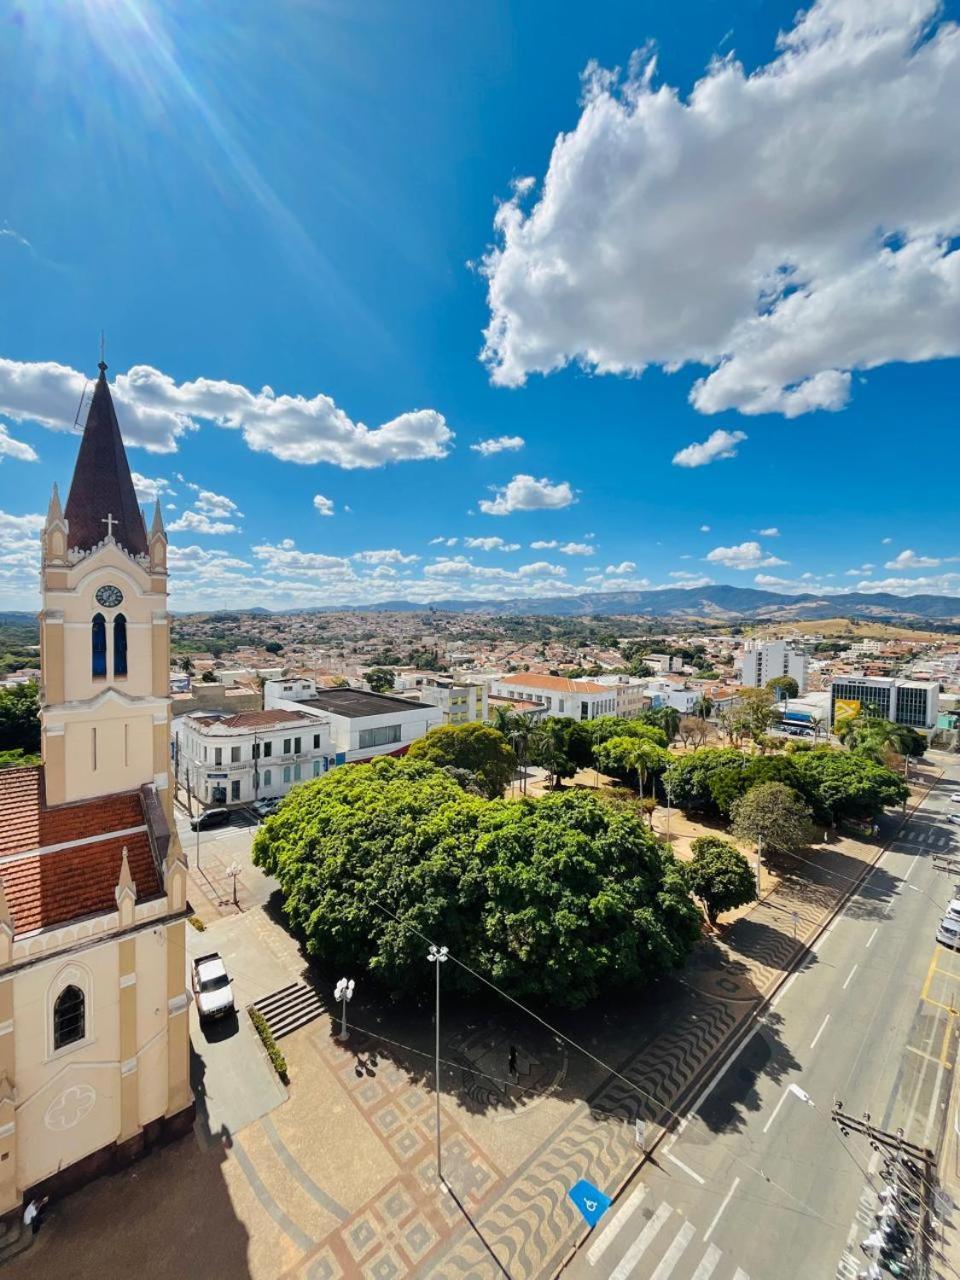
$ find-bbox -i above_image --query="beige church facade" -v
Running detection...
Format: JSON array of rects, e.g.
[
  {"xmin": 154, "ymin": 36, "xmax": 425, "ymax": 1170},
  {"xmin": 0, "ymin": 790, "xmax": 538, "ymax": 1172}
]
[{"xmin": 0, "ymin": 361, "xmax": 193, "ymax": 1216}]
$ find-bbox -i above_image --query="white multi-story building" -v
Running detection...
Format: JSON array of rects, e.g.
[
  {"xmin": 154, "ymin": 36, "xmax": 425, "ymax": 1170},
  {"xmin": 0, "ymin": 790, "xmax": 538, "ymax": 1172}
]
[
  {"xmin": 645, "ymin": 653, "xmax": 683, "ymax": 674},
  {"xmin": 593, "ymin": 674, "xmax": 653, "ymax": 718},
  {"xmin": 178, "ymin": 708, "xmax": 336, "ymax": 806},
  {"xmin": 486, "ymin": 675, "xmax": 617, "ymax": 721},
  {"xmin": 266, "ymin": 684, "xmax": 443, "ymax": 762},
  {"xmin": 641, "ymin": 679, "xmax": 700, "ymax": 714},
  {"xmin": 392, "ymin": 673, "xmax": 489, "ymax": 724},
  {"xmin": 829, "ymin": 676, "xmax": 939, "ymax": 730},
  {"xmin": 740, "ymin": 640, "xmax": 808, "ymax": 693}
]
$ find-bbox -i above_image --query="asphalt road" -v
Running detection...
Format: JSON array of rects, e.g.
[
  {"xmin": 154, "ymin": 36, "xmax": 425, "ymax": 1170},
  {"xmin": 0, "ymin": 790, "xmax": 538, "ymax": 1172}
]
[{"xmin": 566, "ymin": 752, "xmax": 960, "ymax": 1280}]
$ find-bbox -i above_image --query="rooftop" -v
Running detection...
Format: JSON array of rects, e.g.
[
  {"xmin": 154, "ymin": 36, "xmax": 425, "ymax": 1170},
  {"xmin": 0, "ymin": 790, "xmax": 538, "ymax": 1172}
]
[
  {"xmin": 303, "ymin": 688, "xmax": 427, "ymax": 719},
  {"xmin": 0, "ymin": 767, "xmax": 163, "ymax": 934},
  {"xmin": 494, "ymin": 674, "xmax": 611, "ymax": 694},
  {"xmin": 188, "ymin": 709, "xmax": 317, "ymax": 733}
]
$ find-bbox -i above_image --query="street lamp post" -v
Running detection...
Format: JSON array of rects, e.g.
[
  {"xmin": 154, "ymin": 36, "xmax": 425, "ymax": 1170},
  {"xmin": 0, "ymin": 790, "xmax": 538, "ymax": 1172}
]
[
  {"xmin": 334, "ymin": 977, "xmax": 354, "ymax": 1041},
  {"xmin": 756, "ymin": 833, "xmax": 763, "ymax": 897},
  {"xmin": 665, "ymin": 778, "xmax": 672, "ymax": 840},
  {"xmin": 427, "ymin": 944, "xmax": 449, "ymax": 1183},
  {"xmin": 226, "ymin": 861, "xmax": 241, "ymax": 908}
]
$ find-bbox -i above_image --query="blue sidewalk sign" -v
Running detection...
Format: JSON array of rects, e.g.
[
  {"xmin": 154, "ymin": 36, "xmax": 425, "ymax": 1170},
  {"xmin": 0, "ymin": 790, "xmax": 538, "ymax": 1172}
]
[{"xmin": 568, "ymin": 1179, "xmax": 612, "ymax": 1227}]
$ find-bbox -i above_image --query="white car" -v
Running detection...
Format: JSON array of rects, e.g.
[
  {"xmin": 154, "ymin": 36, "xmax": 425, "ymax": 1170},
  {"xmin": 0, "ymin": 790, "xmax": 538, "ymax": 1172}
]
[
  {"xmin": 950, "ymin": 814, "xmax": 960, "ymax": 825},
  {"xmin": 937, "ymin": 917, "xmax": 960, "ymax": 949},
  {"xmin": 944, "ymin": 898, "xmax": 960, "ymax": 925},
  {"xmin": 951, "ymin": 793, "xmax": 960, "ymax": 803},
  {"xmin": 191, "ymin": 952, "xmax": 236, "ymax": 1022}
]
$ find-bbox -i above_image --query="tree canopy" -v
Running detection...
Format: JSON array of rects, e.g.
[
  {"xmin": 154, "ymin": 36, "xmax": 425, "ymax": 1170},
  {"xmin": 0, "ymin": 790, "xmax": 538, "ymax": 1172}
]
[
  {"xmin": 766, "ymin": 675, "xmax": 800, "ymax": 700},
  {"xmin": 730, "ymin": 782, "xmax": 811, "ymax": 855},
  {"xmin": 365, "ymin": 667, "xmax": 396, "ymax": 694},
  {"xmin": 685, "ymin": 837, "xmax": 756, "ymax": 925},
  {"xmin": 253, "ymin": 758, "xmax": 702, "ymax": 1008},
  {"xmin": 0, "ymin": 680, "xmax": 39, "ymax": 753},
  {"xmin": 406, "ymin": 722, "xmax": 516, "ymax": 799}
]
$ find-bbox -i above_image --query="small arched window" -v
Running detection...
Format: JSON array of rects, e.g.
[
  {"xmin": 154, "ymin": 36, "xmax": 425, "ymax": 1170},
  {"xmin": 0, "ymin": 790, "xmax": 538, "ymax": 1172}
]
[
  {"xmin": 113, "ymin": 614, "xmax": 127, "ymax": 678},
  {"xmin": 54, "ymin": 984, "xmax": 85, "ymax": 1049},
  {"xmin": 92, "ymin": 613, "xmax": 107, "ymax": 679}
]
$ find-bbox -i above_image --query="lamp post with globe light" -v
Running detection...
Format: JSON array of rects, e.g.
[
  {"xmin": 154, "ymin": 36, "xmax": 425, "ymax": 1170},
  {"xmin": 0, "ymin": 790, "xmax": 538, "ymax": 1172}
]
[
  {"xmin": 427, "ymin": 944, "xmax": 449, "ymax": 1182},
  {"xmin": 334, "ymin": 978, "xmax": 354, "ymax": 1042}
]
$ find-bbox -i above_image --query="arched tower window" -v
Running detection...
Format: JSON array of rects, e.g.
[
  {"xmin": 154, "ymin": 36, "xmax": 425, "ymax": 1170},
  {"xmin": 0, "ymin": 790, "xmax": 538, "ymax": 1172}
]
[
  {"xmin": 54, "ymin": 984, "xmax": 85, "ymax": 1049},
  {"xmin": 92, "ymin": 613, "xmax": 107, "ymax": 679},
  {"xmin": 114, "ymin": 613, "xmax": 127, "ymax": 677}
]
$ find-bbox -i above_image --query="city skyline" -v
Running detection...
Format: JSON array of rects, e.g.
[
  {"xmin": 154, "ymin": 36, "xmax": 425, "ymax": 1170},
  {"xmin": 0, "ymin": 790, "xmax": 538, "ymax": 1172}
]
[{"xmin": 1, "ymin": 0, "xmax": 958, "ymax": 612}]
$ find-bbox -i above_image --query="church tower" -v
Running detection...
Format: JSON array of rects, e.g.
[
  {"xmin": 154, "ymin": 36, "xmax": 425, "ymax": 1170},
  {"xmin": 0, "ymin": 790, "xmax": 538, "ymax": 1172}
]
[
  {"xmin": 40, "ymin": 361, "xmax": 173, "ymax": 820},
  {"xmin": 0, "ymin": 360, "xmax": 192, "ymax": 1218}
]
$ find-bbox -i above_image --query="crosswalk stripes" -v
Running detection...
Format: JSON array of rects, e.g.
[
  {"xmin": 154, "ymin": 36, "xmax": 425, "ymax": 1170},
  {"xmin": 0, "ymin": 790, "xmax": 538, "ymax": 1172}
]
[{"xmin": 589, "ymin": 1191, "xmax": 751, "ymax": 1280}]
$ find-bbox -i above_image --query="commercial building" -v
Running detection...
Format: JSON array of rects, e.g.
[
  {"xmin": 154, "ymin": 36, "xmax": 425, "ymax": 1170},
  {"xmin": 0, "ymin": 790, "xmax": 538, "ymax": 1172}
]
[
  {"xmin": 392, "ymin": 673, "xmax": 489, "ymax": 724},
  {"xmin": 177, "ymin": 708, "xmax": 336, "ymax": 806},
  {"xmin": 593, "ymin": 674, "xmax": 652, "ymax": 718},
  {"xmin": 266, "ymin": 682, "xmax": 442, "ymax": 763},
  {"xmin": 0, "ymin": 362, "xmax": 192, "ymax": 1215},
  {"xmin": 830, "ymin": 676, "xmax": 940, "ymax": 730},
  {"xmin": 486, "ymin": 675, "xmax": 617, "ymax": 721},
  {"xmin": 644, "ymin": 653, "xmax": 683, "ymax": 675},
  {"xmin": 740, "ymin": 639, "xmax": 808, "ymax": 693}
]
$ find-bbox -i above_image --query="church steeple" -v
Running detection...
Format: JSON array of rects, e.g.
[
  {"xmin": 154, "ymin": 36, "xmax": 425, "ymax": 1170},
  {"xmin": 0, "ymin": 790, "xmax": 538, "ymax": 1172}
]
[{"xmin": 63, "ymin": 362, "xmax": 148, "ymax": 558}]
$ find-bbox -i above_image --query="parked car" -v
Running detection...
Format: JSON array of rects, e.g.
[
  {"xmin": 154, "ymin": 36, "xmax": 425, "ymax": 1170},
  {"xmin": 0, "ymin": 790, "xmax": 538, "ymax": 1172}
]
[
  {"xmin": 950, "ymin": 814, "xmax": 960, "ymax": 826},
  {"xmin": 950, "ymin": 793, "xmax": 960, "ymax": 803},
  {"xmin": 191, "ymin": 952, "xmax": 236, "ymax": 1022},
  {"xmin": 936, "ymin": 917, "xmax": 960, "ymax": 949},
  {"xmin": 943, "ymin": 898, "xmax": 960, "ymax": 925},
  {"xmin": 189, "ymin": 807, "xmax": 230, "ymax": 831},
  {"xmin": 251, "ymin": 797, "xmax": 280, "ymax": 820}
]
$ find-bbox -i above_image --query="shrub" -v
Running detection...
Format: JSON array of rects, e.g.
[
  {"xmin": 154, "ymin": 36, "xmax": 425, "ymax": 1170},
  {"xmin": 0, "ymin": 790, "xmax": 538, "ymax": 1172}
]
[{"xmin": 249, "ymin": 1007, "xmax": 289, "ymax": 1084}]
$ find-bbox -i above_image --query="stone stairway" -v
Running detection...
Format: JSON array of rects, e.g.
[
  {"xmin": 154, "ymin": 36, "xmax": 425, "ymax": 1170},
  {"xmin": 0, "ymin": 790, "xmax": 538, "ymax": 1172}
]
[{"xmin": 251, "ymin": 982, "xmax": 326, "ymax": 1040}]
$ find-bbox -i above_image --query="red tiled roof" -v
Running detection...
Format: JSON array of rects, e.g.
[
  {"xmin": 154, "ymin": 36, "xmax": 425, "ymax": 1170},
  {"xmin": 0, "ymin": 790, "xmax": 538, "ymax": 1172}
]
[
  {"xmin": 0, "ymin": 767, "xmax": 162, "ymax": 933},
  {"xmin": 497, "ymin": 675, "xmax": 611, "ymax": 694},
  {"xmin": 2, "ymin": 832, "xmax": 160, "ymax": 934},
  {"xmin": 190, "ymin": 709, "xmax": 314, "ymax": 731}
]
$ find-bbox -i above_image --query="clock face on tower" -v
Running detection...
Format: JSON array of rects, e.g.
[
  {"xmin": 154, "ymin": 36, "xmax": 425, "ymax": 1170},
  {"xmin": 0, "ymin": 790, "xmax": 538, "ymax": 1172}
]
[{"xmin": 95, "ymin": 584, "xmax": 124, "ymax": 609}]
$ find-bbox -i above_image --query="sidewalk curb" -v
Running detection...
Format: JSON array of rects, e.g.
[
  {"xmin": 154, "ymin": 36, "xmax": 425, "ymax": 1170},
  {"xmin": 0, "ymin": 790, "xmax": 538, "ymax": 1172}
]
[{"xmin": 556, "ymin": 766, "xmax": 944, "ymax": 1276}]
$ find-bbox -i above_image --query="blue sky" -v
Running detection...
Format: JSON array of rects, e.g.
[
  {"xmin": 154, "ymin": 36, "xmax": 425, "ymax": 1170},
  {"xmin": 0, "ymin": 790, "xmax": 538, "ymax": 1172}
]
[{"xmin": 1, "ymin": 0, "xmax": 959, "ymax": 611}]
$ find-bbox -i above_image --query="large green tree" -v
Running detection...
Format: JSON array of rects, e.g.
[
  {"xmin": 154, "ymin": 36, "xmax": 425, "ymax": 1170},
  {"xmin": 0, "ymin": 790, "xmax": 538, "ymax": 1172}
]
[
  {"xmin": 0, "ymin": 680, "xmax": 40, "ymax": 753},
  {"xmin": 766, "ymin": 675, "xmax": 800, "ymax": 701},
  {"xmin": 365, "ymin": 667, "xmax": 396, "ymax": 694},
  {"xmin": 685, "ymin": 837, "xmax": 756, "ymax": 926},
  {"xmin": 253, "ymin": 758, "xmax": 701, "ymax": 1007},
  {"xmin": 790, "ymin": 748, "xmax": 908, "ymax": 823},
  {"xmin": 406, "ymin": 723, "xmax": 516, "ymax": 799},
  {"xmin": 593, "ymin": 736, "xmax": 671, "ymax": 796},
  {"xmin": 730, "ymin": 782, "xmax": 811, "ymax": 856}
]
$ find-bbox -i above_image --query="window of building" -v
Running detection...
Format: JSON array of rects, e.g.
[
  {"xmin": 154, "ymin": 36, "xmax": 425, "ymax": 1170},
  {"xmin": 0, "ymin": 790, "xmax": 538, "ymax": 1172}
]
[
  {"xmin": 91, "ymin": 727, "xmax": 97, "ymax": 771},
  {"xmin": 113, "ymin": 614, "xmax": 127, "ymax": 677},
  {"xmin": 358, "ymin": 724, "xmax": 402, "ymax": 749},
  {"xmin": 294, "ymin": 736, "xmax": 302, "ymax": 754},
  {"xmin": 252, "ymin": 742, "xmax": 260, "ymax": 759},
  {"xmin": 231, "ymin": 780, "xmax": 240, "ymax": 801},
  {"xmin": 263, "ymin": 768, "xmax": 272, "ymax": 786},
  {"xmin": 293, "ymin": 763, "xmax": 302, "ymax": 781},
  {"xmin": 283, "ymin": 766, "xmax": 291, "ymax": 784},
  {"xmin": 580, "ymin": 701, "xmax": 589, "ymax": 720},
  {"xmin": 92, "ymin": 613, "xmax": 107, "ymax": 678},
  {"xmin": 263, "ymin": 741, "xmax": 272, "ymax": 758},
  {"xmin": 214, "ymin": 748, "xmax": 222, "ymax": 766},
  {"xmin": 54, "ymin": 985, "xmax": 85, "ymax": 1050},
  {"xmin": 283, "ymin": 738, "xmax": 291, "ymax": 754},
  {"xmin": 231, "ymin": 746, "xmax": 241, "ymax": 763},
  {"xmin": 313, "ymin": 760, "xmax": 321, "ymax": 777},
  {"xmin": 313, "ymin": 734, "xmax": 321, "ymax": 749}
]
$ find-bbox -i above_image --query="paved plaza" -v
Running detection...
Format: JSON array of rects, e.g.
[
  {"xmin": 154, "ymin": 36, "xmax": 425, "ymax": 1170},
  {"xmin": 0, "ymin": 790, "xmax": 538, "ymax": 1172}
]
[{"xmin": 9, "ymin": 766, "xmax": 943, "ymax": 1280}]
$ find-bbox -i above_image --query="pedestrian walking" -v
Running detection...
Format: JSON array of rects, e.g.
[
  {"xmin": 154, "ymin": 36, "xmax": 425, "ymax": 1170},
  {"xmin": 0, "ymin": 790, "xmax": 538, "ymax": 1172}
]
[
  {"xmin": 23, "ymin": 1196, "xmax": 48, "ymax": 1237},
  {"xmin": 507, "ymin": 1044, "xmax": 518, "ymax": 1083}
]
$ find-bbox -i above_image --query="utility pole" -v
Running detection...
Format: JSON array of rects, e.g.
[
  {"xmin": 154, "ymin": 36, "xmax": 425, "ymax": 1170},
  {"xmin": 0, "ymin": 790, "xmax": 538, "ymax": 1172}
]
[
  {"xmin": 427, "ymin": 944, "xmax": 448, "ymax": 1184},
  {"xmin": 756, "ymin": 833, "xmax": 763, "ymax": 897}
]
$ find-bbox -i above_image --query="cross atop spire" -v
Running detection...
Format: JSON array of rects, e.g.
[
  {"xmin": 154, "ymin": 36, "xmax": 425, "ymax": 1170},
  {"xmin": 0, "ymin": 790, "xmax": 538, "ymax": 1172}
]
[{"xmin": 63, "ymin": 362, "xmax": 148, "ymax": 557}]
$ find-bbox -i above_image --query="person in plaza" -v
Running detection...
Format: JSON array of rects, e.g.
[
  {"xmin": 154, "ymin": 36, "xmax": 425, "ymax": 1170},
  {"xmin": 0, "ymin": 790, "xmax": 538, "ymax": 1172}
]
[{"xmin": 23, "ymin": 1195, "xmax": 49, "ymax": 1237}]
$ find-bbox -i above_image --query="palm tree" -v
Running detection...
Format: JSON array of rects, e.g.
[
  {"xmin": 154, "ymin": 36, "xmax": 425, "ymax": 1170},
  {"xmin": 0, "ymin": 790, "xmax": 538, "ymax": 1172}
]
[
  {"xmin": 628, "ymin": 738, "xmax": 668, "ymax": 800},
  {"xmin": 532, "ymin": 719, "xmax": 569, "ymax": 790},
  {"xmin": 809, "ymin": 714, "xmax": 825, "ymax": 744},
  {"xmin": 509, "ymin": 713, "xmax": 535, "ymax": 796},
  {"xmin": 489, "ymin": 705, "xmax": 516, "ymax": 736}
]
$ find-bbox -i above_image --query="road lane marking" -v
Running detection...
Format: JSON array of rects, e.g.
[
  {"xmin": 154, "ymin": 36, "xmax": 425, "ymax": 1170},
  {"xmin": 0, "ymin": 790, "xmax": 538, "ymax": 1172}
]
[
  {"xmin": 690, "ymin": 1244, "xmax": 722, "ymax": 1280},
  {"xmin": 650, "ymin": 1221, "xmax": 695, "ymax": 1279},
  {"xmin": 810, "ymin": 1014, "xmax": 830, "ymax": 1050},
  {"xmin": 663, "ymin": 1150, "xmax": 706, "ymax": 1184},
  {"xmin": 842, "ymin": 963, "xmax": 859, "ymax": 990},
  {"xmin": 680, "ymin": 1026, "xmax": 761, "ymax": 1132},
  {"xmin": 587, "ymin": 1184, "xmax": 648, "ymax": 1265},
  {"xmin": 704, "ymin": 1177, "xmax": 739, "ymax": 1242},
  {"xmin": 866, "ymin": 927, "xmax": 879, "ymax": 948},
  {"xmin": 732, "ymin": 1271, "xmax": 750, "ymax": 1280},
  {"xmin": 762, "ymin": 1086, "xmax": 794, "ymax": 1134},
  {"xmin": 902, "ymin": 854, "xmax": 920, "ymax": 883},
  {"xmin": 608, "ymin": 1202, "xmax": 672, "ymax": 1280}
]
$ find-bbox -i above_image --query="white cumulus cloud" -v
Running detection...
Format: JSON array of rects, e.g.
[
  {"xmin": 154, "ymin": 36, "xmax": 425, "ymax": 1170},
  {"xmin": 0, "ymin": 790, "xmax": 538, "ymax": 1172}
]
[
  {"xmin": 0, "ymin": 357, "xmax": 454, "ymax": 466},
  {"xmin": 672, "ymin": 430, "xmax": 747, "ymax": 468},
  {"xmin": 166, "ymin": 510, "xmax": 240, "ymax": 536},
  {"xmin": 706, "ymin": 541, "xmax": 787, "ymax": 570},
  {"xmin": 557, "ymin": 541, "xmax": 594, "ymax": 556},
  {"xmin": 478, "ymin": 474, "xmax": 575, "ymax": 516},
  {"xmin": 0, "ymin": 423, "xmax": 37, "ymax": 463},
  {"xmin": 470, "ymin": 435, "xmax": 525, "ymax": 455},
  {"xmin": 884, "ymin": 548, "xmax": 941, "ymax": 569},
  {"xmin": 313, "ymin": 494, "xmax": 335, "ymax": 517},
  {"xmin": 481, "ymin": 0, "xmax": 960, "ymax": 420},
  {"xmin": 464, "ymin": 536, "xmax": 521, "ymax": 551}
]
